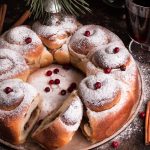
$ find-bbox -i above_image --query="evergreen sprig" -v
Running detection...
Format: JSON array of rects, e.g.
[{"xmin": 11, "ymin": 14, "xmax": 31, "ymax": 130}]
[{"xmin": 25, "ymin": 0, "xmax": 91, "ymax": 19}]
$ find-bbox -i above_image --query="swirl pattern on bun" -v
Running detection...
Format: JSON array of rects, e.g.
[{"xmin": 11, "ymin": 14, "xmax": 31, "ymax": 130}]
[
  {"xmin": 0, "ymin": 79, "xmax": 41, "ymax": 144},
  {"xmin": 91, "ymin": 43, "xmax": 130, "ymax": 69},
  {"xmin": 0, "ymin": 26, "xmax": 53, "ymax": 72},
  {"xmin": 0, "ymin": 48, "xmax": 30, "ymax": 82},
  {"xmin": 79, "ymin": 73, "xmax": 121, "ymax": 112}
]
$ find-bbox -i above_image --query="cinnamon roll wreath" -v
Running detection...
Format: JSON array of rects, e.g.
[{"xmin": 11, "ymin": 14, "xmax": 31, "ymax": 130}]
[{"xmin": 0, "ymin": 24, "xmax": 141, "ymax": 149}]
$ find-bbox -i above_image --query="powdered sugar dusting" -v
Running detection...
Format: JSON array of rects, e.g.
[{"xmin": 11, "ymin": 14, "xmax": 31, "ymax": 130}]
[
  {"xmin": 27, "ymin": 64, "xmax": 84, "ymax": 120},
  {"xmin": 0, "ymin": 26, "xmax": 42, "ymax": 55},
  {"xmin": 32, "ymin": 15, "xmax": 78, "ymax": 38},
  {"xmin": 92, "ymin": 43, "xmax": 130, "ymax": 68},
  {"xmin": 0, "ymin": 79, "xmax": 38, "ymax": 119},
  {"xmin": 79, "ymin": 73, "xmax": 120, "ymax": 108},
  {"xmin": 96, "ymin": 61, "xmax": 149, "ymax": 150},
  {"xmin": 87, "ymin": 82, "xmax": 129, "ymax": 118},
  {"xmin": 60, "ymin": 95, "xmax": 83, "ymax": 131},
  {"xmin": 0, "ymin": 49, "xmax": 29, "ymax": 81},
  {"xmin": 111, "ymin": 56, "xmax": 137, "ymax": 84},
  {"xmin": 69, "ymin": 25, "xmax": 124, "ymax": 55}
]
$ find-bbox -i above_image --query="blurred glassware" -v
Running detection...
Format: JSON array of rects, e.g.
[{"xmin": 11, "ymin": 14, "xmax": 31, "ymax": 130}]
[{"xmin": 125, "ymin": 0, "xmax": 150, "ymax": 63}]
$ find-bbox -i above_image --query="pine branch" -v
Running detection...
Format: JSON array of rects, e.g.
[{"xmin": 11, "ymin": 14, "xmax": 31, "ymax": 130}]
[{"xmin": 25, "ymin": 0, "xmax": 91, "ymax": 20}]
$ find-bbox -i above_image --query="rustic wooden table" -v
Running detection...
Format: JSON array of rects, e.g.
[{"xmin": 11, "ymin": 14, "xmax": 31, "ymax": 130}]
[{"xmin": 0, "ymin": 0, "xmax": 150, "ymax": 150}]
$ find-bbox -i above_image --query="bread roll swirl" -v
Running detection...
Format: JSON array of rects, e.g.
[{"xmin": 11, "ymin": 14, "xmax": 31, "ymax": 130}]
[
  {"xmin": 0, "ymin": 26, "xmax": 42, "ymax": 55},
  {"xmin": 0, "ymin": 81, "xmax": 24, "ymax": 111},
  {"xmin": 0, "ymin": 79, "xmax": 40, "ymax": 144},
  {"xmin": 79, "ymin": 73, "xmax": 121, "ymax": 112},
  {"xmin": 91, "ymin": 43, "xmax": 130, "ymax": 69},
  {"xmin": 32, "ymin": 15, "xmax": 79, "ymax": 50},
  {"xmin": 69, "ymin": 25, "xmax": 124, "ymax": 55},
  {"xmin": 0, "ymin": 49, "xmax": 29, "ymax": 82}
]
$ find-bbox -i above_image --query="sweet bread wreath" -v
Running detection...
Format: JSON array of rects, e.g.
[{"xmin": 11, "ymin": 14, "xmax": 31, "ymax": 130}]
[{"xmin": 0, "ymin": 1, "xmax": 141, "ymax": 150}]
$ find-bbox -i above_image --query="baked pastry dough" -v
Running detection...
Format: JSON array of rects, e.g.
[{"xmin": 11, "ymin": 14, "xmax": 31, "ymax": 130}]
[
  {"xmin": 0, "ymin": 26, "xmax": 53, "ymax": 72},
  {"xmin": 32, "ymin": 15, "xmax": 79, "ymax": 51},
  {"xmin": 86, "ymin": 42, "xmax": 131, "ymax": 75},
  {"xmin": 0, "ymin": 79, "xmax": 41, "ymax": 145},
  {"xmin": 27, "ymin": 64, "xmax": 84, "ymax": 120},
  {"xmin": 32, "ymin": 15, "xmax": 80, "ymax": 64},
  {"xmin": 0, "ymin": 48, "xmax": 30, "ymax": 82},
  {"xmin": 32, "ymin": 91, "xmax": 83, "ymax": 149},
  {"xmin": 68, "ymin": 25, "xmax": 124, "ymax": 73},
  {"xmin": 54, "ymin": 38, "xmax": 71, "ymax": 64},
  {"xmin": 0, "ymin": 24, "xmax": 141, "ymax": 149},
  {"xmin": 79, "ymin": 73, "xmax": 121, "ymax": 112},
  {"xmin": 79, "ymin": 62, "xmax": 140, "ymax": 143}
]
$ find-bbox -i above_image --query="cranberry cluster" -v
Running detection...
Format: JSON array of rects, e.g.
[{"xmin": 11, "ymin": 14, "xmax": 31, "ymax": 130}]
[
  {"xmin": 44, "ymin": 68, "xmax": 77, "ymax": 95},
  {"xmin": 44, "ymin": 68, "xmax": 60, "ymax": 93}
]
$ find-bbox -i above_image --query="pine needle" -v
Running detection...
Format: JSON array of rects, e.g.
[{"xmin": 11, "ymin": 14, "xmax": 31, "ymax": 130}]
[{"xmin": 25, "ymin": 0, "xmax": 91, "ymax": 20}]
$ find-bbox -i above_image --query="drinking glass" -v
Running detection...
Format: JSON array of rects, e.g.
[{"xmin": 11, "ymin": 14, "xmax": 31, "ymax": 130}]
[{"xmin": 125, "ymin": 0, "xmax": 150, "ymax": 63}]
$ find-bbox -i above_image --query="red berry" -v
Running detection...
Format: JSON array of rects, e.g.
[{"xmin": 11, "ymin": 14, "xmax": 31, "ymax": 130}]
[
  {"xmin": 113, "ymin": 47, "xmax": 120, "ymax": 53},
  {"xmin": 120, "ymin": 65, "xmax": 126, "ymax": 71},
  {"xmin": 104, "ymin": 68, "xmax": 112, "ymax": 74},
  {"xmin": 70, "ymin": 82, "xmax": 77, "ymax": 89},
  {"xmin": 62, "ymin": 64, "xmax": 70, "ymax": 70},
  {"xmin": 44, "ymin": 87, "xmax": 50, "ymax": 92},
  {"xmin": 84, "ymin": 31, "xmax": 90, "ymax": 37},
  {"xmin": 4, "ymin": 87, "xmax": 13, "ymax": 94},
  {"xmin": 46, "ymin": 70, "xmax": 52, "ymax": 76},
  {"xmin": 49, "ymin": 80, "xmax": 54, "ymax": 85},
  {"xmin": 60, "ymin": 90, "xmax": 66, "ymax": 96},
  {"xmin": 111, "ymin": 141, "xmax": 119, "ymax": 149},
  {"xmin": 25, "ymin": 37, "xmax": 32, "ymax": 44},
  {"xmin": 55, "ymin": 79, "xmax": 60, "ymax": 84},
  {"xmin": 67, "ymin": 86, "xmax": 74, "ymax": 93},
  {"xmin": 139, "ymin": 112, "xmax": 145, "ymax": 119},
  {"xmin": 53, "ymin": 68, "xmax": 59, "ymax": 74},
  {"xmin": 94, "ymin": 82, "xmax": 101, "ymax": 90}
]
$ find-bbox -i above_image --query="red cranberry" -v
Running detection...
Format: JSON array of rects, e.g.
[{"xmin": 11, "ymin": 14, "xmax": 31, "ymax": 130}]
[
  {"xmin": 46, "ymin": 70, "xmax": 52, "ymax": 76},
  {"xmin": 25, "ymin": 37, "xmax": 32, "ymax": 44},
  {"xmin": 60, "ymin": 90, "xmax": 66, "ymax": 96},
  {"xmin": 53, "ymin": 68, "xmax": 59, "ymax": 74},
  {"xmin": 94, "ymin": 82, "xmax": 101, "ymax": 90},
  {"xmin": 62, "ymin": 64, "xmax": 71, "ymax": 70},
  {"xmin": 139, "ymin": 112, "xmax": 146, "ymax": 119},
  {"xmin": 49, "ymin": 80, "xmax": 54, "ymax": 85},
  {"xmin": 104, "ymin": 68, "xmax": 112, "ymax": 74},
  {"xmin": 111, "ymin": 141, "xmax": 119, "ymax": 149},
  {"xmin": 120, "ymin": 65, "xmax": 126, "ymax": 71},
  {"xmin": 84, "ymin": 31, "xmax": 90, "ymax": 37},
  {"xmin": 67, "ymin": 87, "xmax": 74, "ymax": 93},
  {"xmin": 4, "ymin": 87, "xmax": 13, "ymax": 94},
  {"xmin": 55, "ymin": 79, "xmax": 60, "ymax": 84},
  {"xmin": 44, "ymin": 87, "xmax": 50, "ymax": 92},
  {"xmin": 113, "ymin": 47, "xmax": 120, "ymax": 53},
  {"xmin": 70, "ymin": 82, "xmax": 77, "ymax": 89}
]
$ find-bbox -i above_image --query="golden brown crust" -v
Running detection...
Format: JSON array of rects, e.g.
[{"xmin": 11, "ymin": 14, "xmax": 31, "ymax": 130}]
[
  {"xmin": 81, "ymin": 70, "xmax": 140, "ymax": 143},
  {"xmin": 0, "ymin": 79, "xmax": 41, "ymax": 145},
  {"xmin": 40, "ymin": 33, "xmax": 68, "ymax": 50},
  {"xmin": 32, "ymin": 91, "xmax": 83, "ymax": 149},
  {"xmin": 86, "ymin": 90, "xmax": 121, "ymax": 112},
  {"xmin": 32, "ymin": 118, "xmax": 74, "ymax": 149},
  {"xmin": 39, "ymin": 48, "xmax": 53, "ymax": 67}
]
